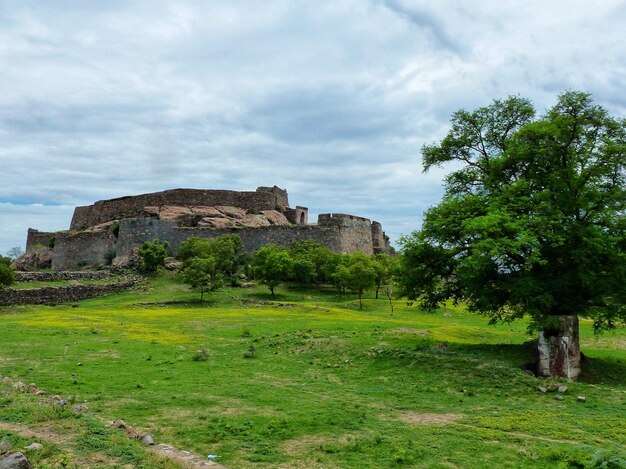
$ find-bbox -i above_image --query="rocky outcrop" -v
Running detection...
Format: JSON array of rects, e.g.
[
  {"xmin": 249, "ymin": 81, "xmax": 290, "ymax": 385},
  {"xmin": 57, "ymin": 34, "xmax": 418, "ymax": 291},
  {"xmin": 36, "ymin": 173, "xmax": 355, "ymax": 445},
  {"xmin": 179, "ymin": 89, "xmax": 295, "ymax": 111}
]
[
  {"xmin": 144, "ymin": 205, "xmax": 290, "ymax": 229},
  {"xmin": 13, "ymin": 249, "xmax": 53, "ymax": 271}
]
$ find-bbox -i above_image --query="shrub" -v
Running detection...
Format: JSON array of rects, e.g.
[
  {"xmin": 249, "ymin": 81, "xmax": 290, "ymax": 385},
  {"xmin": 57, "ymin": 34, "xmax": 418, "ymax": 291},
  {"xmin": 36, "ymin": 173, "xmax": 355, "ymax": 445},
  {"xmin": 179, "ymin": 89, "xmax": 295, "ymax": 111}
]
[
  {"xmin": 192, "ymin": 348, "xmax": 209, "ymax": 361},
  {"xmin": 0, "ymin": 263, "xmax": 15, "ymax": 289},
  {"xmin": 138, "ymin": 240, "xmax": 169, "ymax": 273}
]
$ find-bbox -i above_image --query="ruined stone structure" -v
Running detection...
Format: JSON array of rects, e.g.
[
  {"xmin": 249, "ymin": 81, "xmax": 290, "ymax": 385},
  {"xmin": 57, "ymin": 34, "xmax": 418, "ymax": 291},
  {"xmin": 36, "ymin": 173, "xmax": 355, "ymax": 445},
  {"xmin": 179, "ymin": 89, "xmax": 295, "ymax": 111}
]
[{"xmin": 25, "ymin": 186, "xmax": 391, "ymax": 271}]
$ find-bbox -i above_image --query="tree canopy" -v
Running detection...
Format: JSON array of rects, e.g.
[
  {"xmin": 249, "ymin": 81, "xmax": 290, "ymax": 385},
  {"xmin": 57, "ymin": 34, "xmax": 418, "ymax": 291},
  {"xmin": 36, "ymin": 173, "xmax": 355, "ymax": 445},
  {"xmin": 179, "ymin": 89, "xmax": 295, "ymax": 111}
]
[{"xmin": 398, "ymin": 91, "xmax": 626, "ymax": 336}]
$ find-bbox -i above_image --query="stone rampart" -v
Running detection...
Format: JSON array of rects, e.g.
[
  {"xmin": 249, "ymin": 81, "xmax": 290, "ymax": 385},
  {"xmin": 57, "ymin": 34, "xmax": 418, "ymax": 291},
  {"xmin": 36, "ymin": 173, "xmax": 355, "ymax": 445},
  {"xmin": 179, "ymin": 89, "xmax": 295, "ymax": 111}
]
[
  {"xmin": 318, "ymin": 213, "xmax": 374, "ymax": 254},
  {"xmin": 70, "ymin": 187, "xmax": 288, "ymax": 230},
  {"xmin": 115, "ymin": 218, "xmax": 345, "ymax": 257},
  {"xmin": 52, "ymin": 231, "xmax": 116, "ymax": 271},
  {"xmin": 0, "ymin": 281, "xmax": 135, "ymax": 306},
  {"xmin": 26, "ymin": 229, "xmax": 57, "ymax": 252}
]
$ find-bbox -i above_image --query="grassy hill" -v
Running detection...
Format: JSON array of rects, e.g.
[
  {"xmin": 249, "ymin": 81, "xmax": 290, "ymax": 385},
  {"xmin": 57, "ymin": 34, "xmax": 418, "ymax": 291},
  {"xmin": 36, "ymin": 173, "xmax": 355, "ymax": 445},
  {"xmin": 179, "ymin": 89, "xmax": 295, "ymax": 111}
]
[{"xmin": 1, "ymin": 274, "xmax": 625, "ymax": 468}]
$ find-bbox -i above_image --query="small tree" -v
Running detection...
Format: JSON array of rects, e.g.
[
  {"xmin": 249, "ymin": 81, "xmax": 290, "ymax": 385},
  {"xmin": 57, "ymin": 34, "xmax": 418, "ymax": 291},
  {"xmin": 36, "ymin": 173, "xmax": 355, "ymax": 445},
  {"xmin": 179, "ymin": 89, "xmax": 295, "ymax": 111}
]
[
  {"xmin": 343, "ymin": 253, "xmax": 377, "ymax": 309},
  {"xmin": 138, "ymin": 240, "xmax": 169, "ymax": 273},
  {"xmin": 5, "ymin": 247, "xmax": 24, "ymax": 260},
  {"xmin": 182, "ymin": 257, "xmax": 223, "ymax": 301},
  {"xmin": 332, "ymin": 264, "xmax": 350, "ymax": 297},
  {"xmin": 373, "ymin": 253, "xmax": 396, "ymax": 299},
  {"xmin": 0, "ymin": 257, "xmax": 15, "ymax": 289},
  {"xmin": 252, "ymin": 245, "xmax": 293, "ymax": 297}
]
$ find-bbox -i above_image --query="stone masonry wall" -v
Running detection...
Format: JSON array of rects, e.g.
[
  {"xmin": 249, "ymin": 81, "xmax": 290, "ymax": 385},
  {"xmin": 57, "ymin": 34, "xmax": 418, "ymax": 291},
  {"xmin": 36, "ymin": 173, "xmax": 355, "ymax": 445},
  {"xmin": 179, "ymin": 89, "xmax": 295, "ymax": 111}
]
[
  {"xmin": 52, "ymin": 231, "xmax": 116, "ymax": 271},
  {"xmin": 70, "ymin": 188, "xmax": 287, "ymax": 230},
  {"xmin": 15, "ymin": 271, "xmax": 113, "ymax": 282},
  {"xmin": 318, "ymin": 214, "xmax": 374, "ymax": 255},
  {"xmin": 26, "ymin": 229, "xmax": 57, "ymax": 252},
  {"xmin": 115, "ymin": 218, "xmax": 345, "ymax": 257},
  {"xmin": 0, "ymin": 281, "xmax": 135, "ymax": 306}
]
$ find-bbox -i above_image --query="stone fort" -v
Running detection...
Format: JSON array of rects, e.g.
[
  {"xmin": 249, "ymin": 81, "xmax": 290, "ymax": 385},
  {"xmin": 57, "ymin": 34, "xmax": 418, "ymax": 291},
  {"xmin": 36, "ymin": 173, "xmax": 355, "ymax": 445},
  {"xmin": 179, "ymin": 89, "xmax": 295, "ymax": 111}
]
[{"xmin": 26, "ymin": 186, "xmax": 391, "ymax": 270}]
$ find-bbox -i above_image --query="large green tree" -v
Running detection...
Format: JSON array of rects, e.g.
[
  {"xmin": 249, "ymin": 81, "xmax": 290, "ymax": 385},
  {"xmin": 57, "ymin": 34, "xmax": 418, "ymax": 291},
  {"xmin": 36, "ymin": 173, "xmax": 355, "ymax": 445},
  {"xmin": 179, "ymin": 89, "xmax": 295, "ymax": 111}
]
[{"xmin": 398, "ymin": 91, "xmax": 626, "ymax": 379}]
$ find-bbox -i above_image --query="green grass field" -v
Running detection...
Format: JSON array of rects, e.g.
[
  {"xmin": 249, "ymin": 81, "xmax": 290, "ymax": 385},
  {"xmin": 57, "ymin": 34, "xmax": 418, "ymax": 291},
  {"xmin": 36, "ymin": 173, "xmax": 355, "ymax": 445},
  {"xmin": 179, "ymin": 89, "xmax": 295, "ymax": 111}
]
[{"xmin": 1, "ymin": 274, "xmax": 625, "ymax": 468}]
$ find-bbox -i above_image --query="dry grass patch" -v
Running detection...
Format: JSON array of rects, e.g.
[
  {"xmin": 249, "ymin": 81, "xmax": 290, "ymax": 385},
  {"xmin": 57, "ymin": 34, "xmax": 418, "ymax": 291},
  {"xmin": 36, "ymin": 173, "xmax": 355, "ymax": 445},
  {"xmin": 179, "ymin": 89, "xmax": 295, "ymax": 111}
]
[
  {"xmin": 389, "ymin": 327, "xmax": 429, "ymax": 335},
  {"xmin": 396, "ymin": 411, "xmax": 462, "ymax": 426}
]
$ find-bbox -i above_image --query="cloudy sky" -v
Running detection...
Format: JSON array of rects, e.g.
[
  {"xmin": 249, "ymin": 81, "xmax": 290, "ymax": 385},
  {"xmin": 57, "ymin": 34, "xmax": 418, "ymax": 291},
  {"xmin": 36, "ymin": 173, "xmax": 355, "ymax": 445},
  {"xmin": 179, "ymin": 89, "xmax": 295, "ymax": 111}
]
[{"xmin": 1, "ymin": 0, "xmax": 624, "ymax": 253}]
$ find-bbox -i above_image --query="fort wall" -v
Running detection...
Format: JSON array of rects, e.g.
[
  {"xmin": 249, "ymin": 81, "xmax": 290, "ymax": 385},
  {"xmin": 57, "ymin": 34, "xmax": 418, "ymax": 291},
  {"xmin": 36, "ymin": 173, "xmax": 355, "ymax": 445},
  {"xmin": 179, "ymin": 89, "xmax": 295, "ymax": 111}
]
[
  {"xmin": 114, "ymin": 218, "xmax": 345, "ymax": 258},
  {"xmin": 318, "ymin": 213, "xmax": 375, "ymax": 254},
  {"xmin": 25, "ymin": 186, "xmax": 392, "ymax": 271},
  {"xmin": 26, "ymin": 229, "xmax": 57, "ymax": 252},
  {"xmin": 52, "ymin": 231, "xmax": 116, "ymax": 271},
  {"xmin": 70, "ymin": 187, "xmax": 289, "ymax": 230}
]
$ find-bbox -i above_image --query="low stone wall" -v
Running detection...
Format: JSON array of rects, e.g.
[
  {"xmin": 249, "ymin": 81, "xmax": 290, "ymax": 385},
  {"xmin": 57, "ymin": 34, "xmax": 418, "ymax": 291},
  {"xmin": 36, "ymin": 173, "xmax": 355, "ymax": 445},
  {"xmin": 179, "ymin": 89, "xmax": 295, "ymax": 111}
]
[
  {"xmin": 15, "ymin": 271, "xmax": 113, "ymax": 282},
  {"xmin": 0, "ymin": 281, "xmax": 136, "ymax": 306}
]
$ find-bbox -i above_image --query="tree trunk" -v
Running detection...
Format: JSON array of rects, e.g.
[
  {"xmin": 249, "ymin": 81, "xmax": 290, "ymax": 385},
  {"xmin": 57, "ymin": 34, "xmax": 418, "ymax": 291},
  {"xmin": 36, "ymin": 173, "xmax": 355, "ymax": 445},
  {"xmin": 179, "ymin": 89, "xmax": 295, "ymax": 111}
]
[{"xmin": 537, "ymin": 315, "xmax": 581, "ymax": 380}]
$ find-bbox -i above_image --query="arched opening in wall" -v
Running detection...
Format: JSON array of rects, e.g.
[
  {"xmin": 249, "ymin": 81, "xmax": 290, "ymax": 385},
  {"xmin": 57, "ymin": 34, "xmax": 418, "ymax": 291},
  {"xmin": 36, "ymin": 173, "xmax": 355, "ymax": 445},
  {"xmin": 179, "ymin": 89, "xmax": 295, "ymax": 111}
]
[{"xmin": 300, "ymin": 212, "xmax": 305, "ymax": 224}]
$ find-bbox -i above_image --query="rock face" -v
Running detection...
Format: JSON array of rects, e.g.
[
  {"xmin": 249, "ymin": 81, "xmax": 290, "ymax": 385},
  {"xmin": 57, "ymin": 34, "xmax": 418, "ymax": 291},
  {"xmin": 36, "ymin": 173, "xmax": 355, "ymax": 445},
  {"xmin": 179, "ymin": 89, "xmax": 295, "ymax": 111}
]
[
  {"xmin": 144, "ymin": 205, "xmax": 290, "ymax": 229},
  {"xmin": 14, "ymin": 248, "xmax": 53, "ymax": 271},
  {"xmin": 537, "ymin": 315, "xmax": 581, "ymax": 380}
]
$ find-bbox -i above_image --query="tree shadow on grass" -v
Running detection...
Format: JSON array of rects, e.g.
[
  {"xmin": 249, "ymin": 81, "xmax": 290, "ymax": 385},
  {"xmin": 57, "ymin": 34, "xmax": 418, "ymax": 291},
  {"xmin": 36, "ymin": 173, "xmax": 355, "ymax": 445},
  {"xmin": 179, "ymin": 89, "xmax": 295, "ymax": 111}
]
[
  {"xmin": 370, "ymin": 339, "xmax": 626, "ymax": 386},
  {"xmin": 577, "ymin": 355, "xmax": 626, "ymax": 385}
]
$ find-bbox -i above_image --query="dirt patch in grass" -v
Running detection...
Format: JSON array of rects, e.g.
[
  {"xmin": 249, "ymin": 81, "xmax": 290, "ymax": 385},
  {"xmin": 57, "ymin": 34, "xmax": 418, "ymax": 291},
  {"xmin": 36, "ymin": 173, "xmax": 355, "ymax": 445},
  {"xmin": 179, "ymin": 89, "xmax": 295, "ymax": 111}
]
[
  {"xmin": 396, "ymin": 412, "xmax": 462, "ymax": 425},
  {"xmin": 389, "ymin": 328, "xmax": 429, "ymax": 335}
]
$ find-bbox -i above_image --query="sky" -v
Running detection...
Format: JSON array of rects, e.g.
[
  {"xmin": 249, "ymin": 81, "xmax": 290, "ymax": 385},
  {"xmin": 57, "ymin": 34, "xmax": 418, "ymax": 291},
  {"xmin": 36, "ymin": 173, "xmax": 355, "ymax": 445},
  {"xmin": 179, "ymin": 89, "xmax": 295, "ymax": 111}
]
[{"xmin": 1, "ymin": 0, "xmax": 625, "ymax": 253}]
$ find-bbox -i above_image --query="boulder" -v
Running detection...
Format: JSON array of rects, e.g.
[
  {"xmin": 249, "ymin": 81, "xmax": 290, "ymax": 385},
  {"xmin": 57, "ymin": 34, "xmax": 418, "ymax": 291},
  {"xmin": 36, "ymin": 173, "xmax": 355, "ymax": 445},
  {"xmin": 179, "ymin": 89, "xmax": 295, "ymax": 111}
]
[
  {"xmin": 261, "ymin": 210, "xmax": 290, "ymax": 226},
  {"xmin": 0, "ymin": 452, "xmax": 33, "ymax": 469},
  {"xmin": 241, "ymin": 214, "xmax": 271, "ymax": 227},
  {"xmin": 164, "ymin": 258, "xmax": 183, "ymax": 271},
  {"xmin": 23, "ymin": 443, "xmax": 42, "ymax": 451},
  {"xmin": 214, "ymin": 206, "xmax": 246, "ymax": 219},
  {"xmin": 189, "ymin": 206, "xmax": 223, "ymax": 217},
  {"xmin": 14, "ymin": 248, "xmax": 53, "ymax": 271},
  {"xmin": 0, "ymin": 441, "xmax": 12, "ymax": 455},
  {"xmin": 197, "ymin": 217, "xmax": 233, "ymax": 228},
  {"xmin": 139, "ymin": 433, "xmax": 155, "ymax": 446}
]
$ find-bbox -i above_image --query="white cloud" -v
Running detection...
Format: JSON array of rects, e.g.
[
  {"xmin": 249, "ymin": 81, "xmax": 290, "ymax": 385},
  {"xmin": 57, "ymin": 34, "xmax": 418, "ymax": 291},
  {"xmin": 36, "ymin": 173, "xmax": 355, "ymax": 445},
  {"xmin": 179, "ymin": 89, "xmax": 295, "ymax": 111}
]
[{"xmin": 0, "ymin": 0, "xmax": 624, "ymax": 252}]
